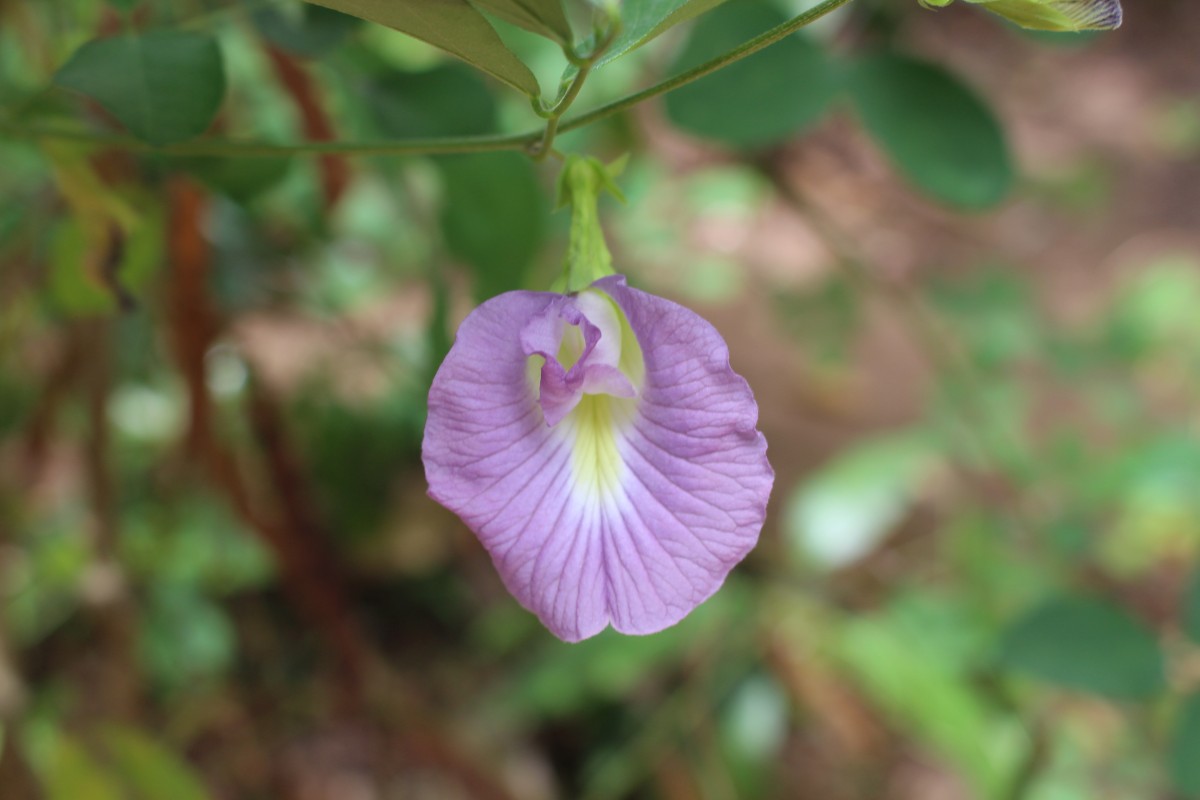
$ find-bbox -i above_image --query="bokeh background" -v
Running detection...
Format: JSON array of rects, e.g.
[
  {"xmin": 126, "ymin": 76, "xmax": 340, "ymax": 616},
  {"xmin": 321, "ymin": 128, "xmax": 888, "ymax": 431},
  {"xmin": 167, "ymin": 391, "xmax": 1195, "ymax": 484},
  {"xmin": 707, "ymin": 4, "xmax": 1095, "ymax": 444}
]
[{"xmin": 2, "ymin": 0, "xmax": 1200, "ymax": 797}]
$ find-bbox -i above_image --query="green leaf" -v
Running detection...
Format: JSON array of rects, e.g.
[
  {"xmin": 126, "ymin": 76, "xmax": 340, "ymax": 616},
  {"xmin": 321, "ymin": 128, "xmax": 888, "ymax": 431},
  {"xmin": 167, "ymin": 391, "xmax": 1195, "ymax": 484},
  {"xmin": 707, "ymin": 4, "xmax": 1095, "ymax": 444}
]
[
  {"xmin": 996, "ymin": 595, "xmax": 1166, "ymax": 699},
  {"xmin": 848, "ymin": 52, "xmax": 1013, "ymax": 209},
  {"xmin": 1172, "ymin": 693, "xmax": 1200, "ymax": 797},
  {"xmin": 470, "ymin": 0, "xmax": 573, "ymax": 43},
  {"xmin": 96, "ymin": 726, "xmax": 210, "ymax": 800},
  {"xmin": 368, "ymin": 63, "xmax": 497, "ymax": 138},
  {"xmin": 834, "ymin": 601, "xmax": 1021, "ymax": 797},
  {"xmin": 597, "ymin": 0, "xmax": 731, "ymax": 68},
  {"xmin": 253, "ymin": 3, "xmax": 361, "ymax": 57},
  {"xmin": 784, "ymin": 430, "xmax": 938, "ymax": 570},
  {"xmin": 54, "ymin": 31, "xmax": 226, "ymax": 146},
  {"xmin": 437, "ymin": 152, "xmax": 547, "ymax": 301},
  {"xmin": 180, "ymin": 156, "xmax": 292, "ymax": 204},
  {"xmin": 35, "ymin": 734, "xmax": 123, "ymax": 800},
  {"xmin": 48, "ymin": 214, "xmax": 163, "ymax": 317},
  {"xmin": 140, "ymin": 586, "xmax": 236, "ymax": 689},
  {"xmin": 664, "ymin": 2, "xmax": 837, "ymax": 148},
  {"xmin": 1185, "ymin": 569, "xmax": 1200, "ymax": 644},
  {"xmin": 302, "ymin": 0, "xmax": 539, "ymax": 96},
  {"xmin": 493, "ymin": 582, "xmax": 745, "ymax": 720}
]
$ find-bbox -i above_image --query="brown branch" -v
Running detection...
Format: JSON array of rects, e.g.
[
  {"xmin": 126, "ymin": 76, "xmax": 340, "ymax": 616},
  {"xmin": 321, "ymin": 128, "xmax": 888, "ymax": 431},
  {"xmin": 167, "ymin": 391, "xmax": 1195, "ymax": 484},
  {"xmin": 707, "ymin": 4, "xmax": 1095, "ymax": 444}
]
[
  {"xmin": 243, "ymin": 377, "xmax": 368, "ymax": 689},
  {"xmin": 164, "ymin": 177, "xmax": 368, "ymax": 695},
  {"xmin": 262, "ymin": 45, "xmax": 350, "ymax": 211}
]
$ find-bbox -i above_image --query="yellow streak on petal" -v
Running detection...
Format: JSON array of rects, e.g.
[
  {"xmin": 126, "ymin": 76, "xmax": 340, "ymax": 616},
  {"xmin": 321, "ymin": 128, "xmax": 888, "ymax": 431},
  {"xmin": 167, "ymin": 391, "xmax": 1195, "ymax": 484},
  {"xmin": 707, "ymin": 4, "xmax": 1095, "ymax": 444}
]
[{"xmin": 565, "ymin": 394, "xmax": 631, "ymax": 502}]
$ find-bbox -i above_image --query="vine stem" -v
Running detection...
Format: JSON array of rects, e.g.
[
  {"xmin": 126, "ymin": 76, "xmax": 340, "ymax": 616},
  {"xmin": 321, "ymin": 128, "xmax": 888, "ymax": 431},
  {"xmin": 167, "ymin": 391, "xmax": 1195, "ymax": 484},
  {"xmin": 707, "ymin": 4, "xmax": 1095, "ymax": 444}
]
[{"xmin": 0, "ymin": 0, "xmax": 855, "ymax": 159}]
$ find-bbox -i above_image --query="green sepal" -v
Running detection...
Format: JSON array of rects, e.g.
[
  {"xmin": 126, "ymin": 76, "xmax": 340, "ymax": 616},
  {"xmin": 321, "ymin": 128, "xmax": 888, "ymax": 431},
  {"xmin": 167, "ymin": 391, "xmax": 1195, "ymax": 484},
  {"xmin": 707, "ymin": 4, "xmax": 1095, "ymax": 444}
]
[{"xmin": 555, "ymin": 154, "xmax": 627, "ymax": 294}]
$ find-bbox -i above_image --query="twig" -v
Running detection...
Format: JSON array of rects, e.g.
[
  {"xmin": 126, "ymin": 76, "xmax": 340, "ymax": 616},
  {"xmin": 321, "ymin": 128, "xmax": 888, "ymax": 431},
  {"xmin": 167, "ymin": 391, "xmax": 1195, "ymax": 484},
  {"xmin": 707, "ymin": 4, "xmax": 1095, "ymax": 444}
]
[
  {"xmin": 164, "ymin": 177, "xmax": 370, "ymax": 696},
  {"xmin": 261, "ymin": 44, "xmax": 350, "ymax": 209}
]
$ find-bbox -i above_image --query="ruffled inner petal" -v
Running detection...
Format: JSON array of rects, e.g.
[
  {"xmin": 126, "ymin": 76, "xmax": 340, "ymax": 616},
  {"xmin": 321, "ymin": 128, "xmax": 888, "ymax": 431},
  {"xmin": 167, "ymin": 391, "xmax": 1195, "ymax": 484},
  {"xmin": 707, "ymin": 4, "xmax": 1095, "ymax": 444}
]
[{"xmin": 520, "ymin": 289, "xmax": 641, "ymax": 428}]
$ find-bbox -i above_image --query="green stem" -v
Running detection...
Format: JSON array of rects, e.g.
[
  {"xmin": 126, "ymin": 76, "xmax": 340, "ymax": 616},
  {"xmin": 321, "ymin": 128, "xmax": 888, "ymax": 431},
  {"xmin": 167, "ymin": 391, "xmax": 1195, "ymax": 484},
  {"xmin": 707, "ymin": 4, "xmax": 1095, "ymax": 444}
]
[
  {"xmin": 0, "ymin": 122, "xmax": 533, "ymax": 157},
  {"xmin": 3, "ymin": 0, "xmax": 855, "ymax": 158},
  {"xmin": 530, "ymin": 58, "xmax": 593, "ymax": 160}
]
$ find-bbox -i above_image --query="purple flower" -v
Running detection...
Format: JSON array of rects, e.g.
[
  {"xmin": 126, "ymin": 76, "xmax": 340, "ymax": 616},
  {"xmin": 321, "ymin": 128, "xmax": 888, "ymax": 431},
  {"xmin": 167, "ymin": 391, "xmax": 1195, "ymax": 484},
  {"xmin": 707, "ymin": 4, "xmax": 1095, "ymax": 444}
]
[{"xmin": 422, "ymin": 275, "xmax": 773, "ymax": 642}]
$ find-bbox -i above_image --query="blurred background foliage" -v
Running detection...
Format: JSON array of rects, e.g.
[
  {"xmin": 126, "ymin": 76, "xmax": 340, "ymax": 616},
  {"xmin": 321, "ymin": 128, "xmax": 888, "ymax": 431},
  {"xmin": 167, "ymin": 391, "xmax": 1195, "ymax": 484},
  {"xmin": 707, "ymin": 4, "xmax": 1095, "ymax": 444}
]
[{"xmin": 1, "ymin": 0, "xmax": 1199, "ymax": 797}]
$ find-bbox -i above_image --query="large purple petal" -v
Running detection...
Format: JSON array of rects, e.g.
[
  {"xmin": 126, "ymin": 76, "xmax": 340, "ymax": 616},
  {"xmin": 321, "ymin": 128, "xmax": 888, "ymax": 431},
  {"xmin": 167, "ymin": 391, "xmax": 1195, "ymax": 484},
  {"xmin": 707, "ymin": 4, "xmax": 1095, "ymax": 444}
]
[
  {"xmin": 423, "ymin": 278, "xmax": 773, "ymax": 641},
  {"xmin": 593, "ymin": 275, "xmax": 773, "ymax": 634}
]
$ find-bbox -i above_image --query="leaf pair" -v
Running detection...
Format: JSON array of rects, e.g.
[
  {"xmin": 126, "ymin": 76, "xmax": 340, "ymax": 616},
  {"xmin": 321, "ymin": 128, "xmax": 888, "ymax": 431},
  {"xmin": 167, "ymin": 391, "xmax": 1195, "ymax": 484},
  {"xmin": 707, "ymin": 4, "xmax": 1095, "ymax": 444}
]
[{"xmin": 664, "ymin": 3, "xmax": 1013, "ymax": 209}]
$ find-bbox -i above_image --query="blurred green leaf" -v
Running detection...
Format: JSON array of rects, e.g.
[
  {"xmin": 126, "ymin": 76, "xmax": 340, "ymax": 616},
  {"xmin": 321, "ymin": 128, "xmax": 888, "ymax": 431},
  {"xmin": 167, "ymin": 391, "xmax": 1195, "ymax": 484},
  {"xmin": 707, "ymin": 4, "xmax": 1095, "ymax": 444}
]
[
  {"xmin": 6, "ymin": 520, "xmax": 92, "ymax": 646},
  {"xmin": 496, "ymin": 582, "xmax": 746, "ymax": 720},
  {"xmin": 848, "ymin": 52, "xmax": 1013, "ymax": 208},
  {"xmin": 929, "ymin": 267, "xmax": 1038, "ymax": 368},
  {"xmin": 303, "ymin": 0, "xmax": 539, "ymax": 96},
  {"xmin": 664, "ymin": 2, "xmax": 837, "ymax": 147},
  {"xmin": 597, "ymin": 0, "xmax": 730, "ymax": 68},
  {"xmin": 35, "ymin": 733, "xmax": 123, "ymax": 800},
  {"xmin": 1103, "ymin": 255, "xmax": 1200, "ymax": 361},
  {"xmin": 179, "ymin": 155, "xmax": 292, "ymax": 205},
  {"xmin": 368, "ymin": 63, "xmax": 497, "ymax": 138},
  {"xmin": 54, "ymin": 31, "xmax": 226, "ymax": 146},
  {"xmin": 96, "ymin": 726, "xmax": 210, "ymax": 800},
  {"xmin": 472, "ymin": 0, "xmax": 572, "ymax": 43},
  {"xmin": 835, "ymin": 600, "xmax": 1020, "ymax": 797},
  {"xmin": 253, "ymin": 3, "xmax": 361, "ymax": 57},
  {"xmin": 784, "ymin": 429, "xmax": 938, "ymax": 570},
  {"xmin": 1172, "ymin": 693, "xmax": 1200, "ymax": 797},
  {"xmin": 140, "ymin": 586, "xmax": 236, "ymax": 689},
  {"xmin": 997, "ymin": 595, "xmax": 1165, "ymax": 699},
  {"xmin": 47, "ymin": 214, "xmax": 162, "ymax": 317},
  {"xmin": 121, "ymin": 496, "xmax": 273, "ymax": 591},
  {"xmin": 437, "ymin": 152, "xmax": 547, "ymax": 301}
]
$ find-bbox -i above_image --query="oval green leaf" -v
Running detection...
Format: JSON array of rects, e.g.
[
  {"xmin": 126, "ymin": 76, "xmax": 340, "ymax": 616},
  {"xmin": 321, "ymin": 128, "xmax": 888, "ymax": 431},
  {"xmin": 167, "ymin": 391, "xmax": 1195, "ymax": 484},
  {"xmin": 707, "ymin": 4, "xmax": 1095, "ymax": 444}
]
[
  {"xmin": 848, "ymin": 52, "xmax": 1013, "ymax": 209},
  {"xmin": 664, "ymin": 2, "xmax": 837, "ymax": 148},
  {"xmin": 54, "ymin": 31, "xmax": 226, "ymax": 146},
  {"xmin": 302, "ymin": 0, "xmax": 539, "ymax": 96},
  {"xmin": 996, "ymin": 595, "xmax": 1166, "ymax": 700}
]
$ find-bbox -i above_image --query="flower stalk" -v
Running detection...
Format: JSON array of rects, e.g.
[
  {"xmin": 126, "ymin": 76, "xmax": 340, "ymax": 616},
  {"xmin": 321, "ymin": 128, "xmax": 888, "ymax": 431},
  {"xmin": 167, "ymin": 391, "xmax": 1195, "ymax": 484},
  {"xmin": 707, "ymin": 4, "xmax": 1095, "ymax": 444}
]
[{"xmin": 555, "ymin": 154, "xmax": 627, "ymax": 293}]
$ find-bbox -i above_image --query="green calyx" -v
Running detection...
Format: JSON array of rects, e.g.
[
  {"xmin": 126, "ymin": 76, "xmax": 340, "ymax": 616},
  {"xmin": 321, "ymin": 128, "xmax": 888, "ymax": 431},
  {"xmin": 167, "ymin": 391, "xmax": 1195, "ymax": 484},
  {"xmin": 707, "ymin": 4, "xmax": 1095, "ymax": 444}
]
[{"xmin": 555, "ymin": 154, "xmax": 628, "ymax": 294}]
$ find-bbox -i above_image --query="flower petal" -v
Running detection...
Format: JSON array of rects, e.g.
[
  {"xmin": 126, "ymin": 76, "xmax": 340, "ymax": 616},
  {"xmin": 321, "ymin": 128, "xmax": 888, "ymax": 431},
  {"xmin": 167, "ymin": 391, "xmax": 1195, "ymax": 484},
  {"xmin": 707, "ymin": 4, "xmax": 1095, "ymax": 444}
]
[
  {"xmin": 423, "ymin": 278, "xmax": 773, "ymax": 641},
  {"xmin": 593, "ymin": 275, "xmax": 773, "ymax": 634}
]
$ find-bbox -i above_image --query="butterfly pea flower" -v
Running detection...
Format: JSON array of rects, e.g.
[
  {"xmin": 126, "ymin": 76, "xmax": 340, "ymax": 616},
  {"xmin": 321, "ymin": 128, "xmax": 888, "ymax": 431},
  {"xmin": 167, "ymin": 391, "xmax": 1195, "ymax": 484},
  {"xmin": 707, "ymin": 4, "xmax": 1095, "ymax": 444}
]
[
  {"xmin": 921, "ymin": 0, "xmax": 1122, "ymax": 30},
  {"xmin": 422, "ymin": 275, "xmax": 773, "ymax": 641}
]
